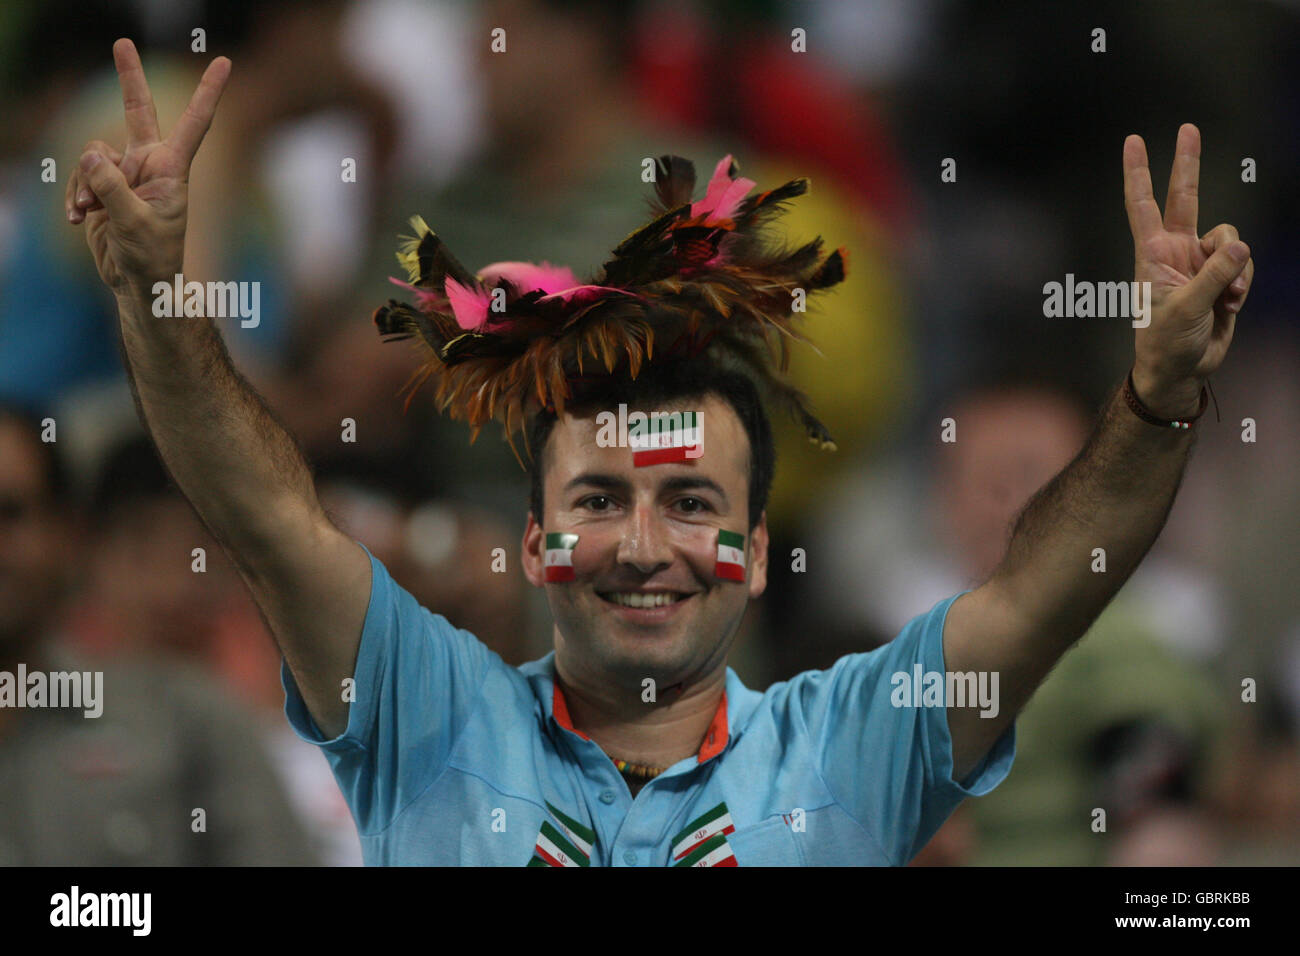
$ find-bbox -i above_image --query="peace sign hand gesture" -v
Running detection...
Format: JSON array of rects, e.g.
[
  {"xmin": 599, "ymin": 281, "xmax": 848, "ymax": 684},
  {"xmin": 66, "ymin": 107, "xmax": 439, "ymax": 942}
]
[
  {"xmin": 1124, "ymin": 124, "xmax": 1254, "ymax": 418},
  {"xmin": 65, "ymin": 39, "xmax": 231, "ymax": 297}
]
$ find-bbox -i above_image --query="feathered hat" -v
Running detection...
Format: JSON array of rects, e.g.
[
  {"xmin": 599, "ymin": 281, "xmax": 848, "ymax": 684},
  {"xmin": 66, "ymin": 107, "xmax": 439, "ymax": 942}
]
[{"xmin": 372, "ymin": 154, "xmax": 848, "ymax": 464}]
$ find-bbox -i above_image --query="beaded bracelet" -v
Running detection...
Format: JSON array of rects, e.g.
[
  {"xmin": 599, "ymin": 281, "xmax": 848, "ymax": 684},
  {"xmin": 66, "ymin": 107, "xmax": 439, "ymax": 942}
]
[{"xmin": 1122, "ymin": 368, "xmax": 1211, "ymax": 430}]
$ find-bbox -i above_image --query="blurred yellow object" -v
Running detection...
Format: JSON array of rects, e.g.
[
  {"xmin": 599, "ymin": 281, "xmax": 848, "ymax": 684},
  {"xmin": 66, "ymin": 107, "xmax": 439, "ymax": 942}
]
[{"xmin": 746, "ymin": 158, "xmax": 912, "ymax": 531}]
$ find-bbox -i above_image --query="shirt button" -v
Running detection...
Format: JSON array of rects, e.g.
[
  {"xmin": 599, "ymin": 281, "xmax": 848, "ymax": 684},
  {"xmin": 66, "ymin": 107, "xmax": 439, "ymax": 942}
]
[
  {"xmin": 623, "ymin": 849, "xmax": 638, "ymax": 866},
  {"xmin": 599, "ymin": 790, "xmax": 615, "ymax": 804}
]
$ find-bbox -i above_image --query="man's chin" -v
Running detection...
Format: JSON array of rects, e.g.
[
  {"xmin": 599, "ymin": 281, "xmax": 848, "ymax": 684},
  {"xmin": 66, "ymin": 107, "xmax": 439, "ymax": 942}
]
[{"xmin": 574, "ymin": 619, "xmax": 696, "ymax": 681}]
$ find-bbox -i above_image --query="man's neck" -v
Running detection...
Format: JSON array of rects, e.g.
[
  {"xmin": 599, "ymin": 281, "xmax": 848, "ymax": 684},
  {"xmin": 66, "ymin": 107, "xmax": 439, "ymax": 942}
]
[{"xmin": 553, "ymin": 660, "xmax": 726, "ymax": 774}]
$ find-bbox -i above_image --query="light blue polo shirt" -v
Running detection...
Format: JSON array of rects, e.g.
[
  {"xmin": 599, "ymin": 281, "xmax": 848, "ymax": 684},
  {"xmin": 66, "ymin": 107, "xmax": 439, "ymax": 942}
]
[{"xmin": 281, "ymin": 543, "xmax": 1015, "ymax": 865}]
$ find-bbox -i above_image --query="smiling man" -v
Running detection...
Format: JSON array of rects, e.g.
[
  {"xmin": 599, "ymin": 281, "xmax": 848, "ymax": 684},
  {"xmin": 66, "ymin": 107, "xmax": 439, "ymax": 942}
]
[
  {"xmin": 276, "ymin": 355, "xmax": 1014, "ymax": 866},
  {"xmin": 522, "ymin": 372, "xmax": 769, "ymax": 801},
  {"xmin": 67, "ymin": 39, "xmax": 1252, "ymax": 865}
]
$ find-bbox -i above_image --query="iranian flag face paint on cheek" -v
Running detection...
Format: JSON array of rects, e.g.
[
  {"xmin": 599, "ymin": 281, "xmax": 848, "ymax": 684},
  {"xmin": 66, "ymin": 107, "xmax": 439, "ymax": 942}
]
[
  {"xmin": 544, "ymin": 533, "xmax": 579, "ymax": 582},
  {"xmin": 714, "ymin": 529, "xmax": 746, "ymax": 581}
]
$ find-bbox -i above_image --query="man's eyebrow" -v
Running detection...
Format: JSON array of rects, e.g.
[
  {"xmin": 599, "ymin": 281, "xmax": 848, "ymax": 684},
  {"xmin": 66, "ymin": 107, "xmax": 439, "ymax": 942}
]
[
  {"xmin": 562, "ymin": 472, "xmax": 729, "ymax": 504},
  {"xmin": 563, "ymin": 473, "xmax": 629, "ymax": 495},
  {"xmin": 659, "ymin": 475, "xmax": 728, "ymax": 503}
]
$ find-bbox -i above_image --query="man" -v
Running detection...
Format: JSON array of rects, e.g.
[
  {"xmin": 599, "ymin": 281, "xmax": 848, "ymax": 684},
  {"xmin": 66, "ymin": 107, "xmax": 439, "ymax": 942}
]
[
  {"xmin": 65, "ymin": 39, "xmax": 1254, "ymax": 865},
  {"xmin": 0, "ymin": 402, "xmax": 318, "ymax": 865}
]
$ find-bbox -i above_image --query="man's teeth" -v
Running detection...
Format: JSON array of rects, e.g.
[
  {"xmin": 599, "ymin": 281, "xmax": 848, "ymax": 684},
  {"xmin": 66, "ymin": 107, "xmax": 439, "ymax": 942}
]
[{"xmin": 607, "ymin": 592, "xmax": 683, "ymax": 608}]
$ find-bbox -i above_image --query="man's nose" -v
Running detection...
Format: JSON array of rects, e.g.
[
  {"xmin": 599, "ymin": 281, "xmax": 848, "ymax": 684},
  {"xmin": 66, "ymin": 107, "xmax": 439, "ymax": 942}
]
[{"xmin": 616, "ymin": 502, "xmax": 673, "ymax": 572}]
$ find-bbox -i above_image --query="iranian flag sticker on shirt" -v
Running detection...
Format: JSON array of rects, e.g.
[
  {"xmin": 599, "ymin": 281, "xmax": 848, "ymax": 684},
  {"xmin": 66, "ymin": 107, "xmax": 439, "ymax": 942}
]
[
  {"xmin": 544, "ymin": 532, "xmax": 579, "ymax": 582},
  {"xmin": 672, "ymin": 802, "xmax": 738, "ymax": 866},
  {"xmin": 714, "ymin": 529, "xmax": 745, "ymax": 581}
]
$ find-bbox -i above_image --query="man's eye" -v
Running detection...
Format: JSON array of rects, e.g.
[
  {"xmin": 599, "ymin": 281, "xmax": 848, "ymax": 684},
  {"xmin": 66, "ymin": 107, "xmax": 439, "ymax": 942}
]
[
  {"xmin": 676, "ymin": 497, "xmax": 710, "ymax": 513},
  {"xmin": 581, "ymin": 495, "xmax": 613, "ymax": 511}
]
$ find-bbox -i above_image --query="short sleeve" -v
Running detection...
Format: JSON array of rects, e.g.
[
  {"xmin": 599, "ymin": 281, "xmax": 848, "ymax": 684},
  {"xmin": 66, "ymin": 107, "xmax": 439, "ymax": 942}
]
[
  {"xmin": 792, "ymin": 591, "xmax": 1016, "ymax": 864},
  {"xmin": 280, "ymin": 542, "xmax": 496, "ymax": 835}
]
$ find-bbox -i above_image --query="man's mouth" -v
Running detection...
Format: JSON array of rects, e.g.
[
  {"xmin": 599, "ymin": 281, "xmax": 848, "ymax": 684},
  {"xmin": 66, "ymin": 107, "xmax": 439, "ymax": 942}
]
[{"xmin": 598, "ymin": 591, "xmax": 691, "ymax": 609}]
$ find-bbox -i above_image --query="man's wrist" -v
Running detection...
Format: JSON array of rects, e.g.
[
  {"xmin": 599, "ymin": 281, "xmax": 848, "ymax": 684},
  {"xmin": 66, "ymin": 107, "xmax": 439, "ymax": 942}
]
[
  {"xmin": 1130, "ymin": 364, "xmax": 1204, "ymax": 421},
  {"xmin": 116, "ymin": 271, "xmax": 182, "ymax": 317}
]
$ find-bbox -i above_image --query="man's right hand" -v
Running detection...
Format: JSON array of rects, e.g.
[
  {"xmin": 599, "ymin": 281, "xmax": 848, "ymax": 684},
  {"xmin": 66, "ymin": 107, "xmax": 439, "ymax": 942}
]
[{"xmin": 66, "ymin": 38, "xmax": 231, "ymax": 297}]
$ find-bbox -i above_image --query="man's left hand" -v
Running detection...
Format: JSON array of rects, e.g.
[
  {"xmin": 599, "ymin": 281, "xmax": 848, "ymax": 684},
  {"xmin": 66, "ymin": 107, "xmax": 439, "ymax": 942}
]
[{"xmin": 1124, "ymin": 123, "xmax": 1254, "ymax": 418}]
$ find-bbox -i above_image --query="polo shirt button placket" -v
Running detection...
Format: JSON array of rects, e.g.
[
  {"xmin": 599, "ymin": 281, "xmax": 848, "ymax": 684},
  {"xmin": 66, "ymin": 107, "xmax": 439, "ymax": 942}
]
[
  {"xmin": 599, "ymin": 789, "xmax": 615, "ymax": 805},
  {"xmin": 622, "ymin": 849, "xmax": 638, "ymax": 866}
]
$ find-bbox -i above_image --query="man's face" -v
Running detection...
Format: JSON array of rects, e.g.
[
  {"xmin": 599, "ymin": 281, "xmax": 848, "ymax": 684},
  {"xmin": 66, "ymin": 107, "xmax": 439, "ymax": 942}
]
[
  {"xmin": 523, "ymin": 395, "xmax": 768, "ymax": 692},
  {"xmin": 0, "ymin": 421, "xmax": 75, "ymax": 657}
]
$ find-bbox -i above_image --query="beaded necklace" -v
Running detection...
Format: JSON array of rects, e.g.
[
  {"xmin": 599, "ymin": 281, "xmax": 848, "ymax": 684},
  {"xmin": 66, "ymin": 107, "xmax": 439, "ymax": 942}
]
[{"xmin": 611, "ymin": 757, "xmax": 667, "ymax": 779}]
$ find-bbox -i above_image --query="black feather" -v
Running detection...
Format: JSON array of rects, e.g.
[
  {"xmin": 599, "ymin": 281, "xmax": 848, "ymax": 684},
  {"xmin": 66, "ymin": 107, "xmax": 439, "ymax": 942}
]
[
  {"xmin": 417, "ymin": 231, "xmax": 476, "ymax": 290},
  {"xmin": 806, "ymin": 247, "xmax": 847, "ymax": 290},
  {"xmin": 653, "ymin": 155, "xmax": 696, "ymax": 214}
]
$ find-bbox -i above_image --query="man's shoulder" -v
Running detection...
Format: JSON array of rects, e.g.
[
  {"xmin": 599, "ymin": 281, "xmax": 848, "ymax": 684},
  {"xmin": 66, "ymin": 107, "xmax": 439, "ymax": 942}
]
[{"xmin": 741, "ymin": 594, "xmax": 966, "ymax": 725}]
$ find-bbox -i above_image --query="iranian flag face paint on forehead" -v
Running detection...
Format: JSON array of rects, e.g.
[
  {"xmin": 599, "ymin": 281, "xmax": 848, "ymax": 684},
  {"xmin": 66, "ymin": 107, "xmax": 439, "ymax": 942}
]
[
  {"xmin": 630, "ymin": 410, "xmax": 703, "ymax": 467},
  {"xmin": 544, "ymin": 532, "xmax": 579, "ymax": 582},
  {"xmin": 714, "ymin": 529, "xmax": 745, "ymax": 581}
]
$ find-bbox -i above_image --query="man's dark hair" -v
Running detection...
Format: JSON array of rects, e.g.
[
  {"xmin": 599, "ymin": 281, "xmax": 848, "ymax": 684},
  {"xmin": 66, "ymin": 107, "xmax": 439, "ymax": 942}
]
[
  {"xmin": 0, "ymin": 399, "xmax": 69, "ymax": 505},
  {"xmin": 526, "ymin": 358, "xmax": 775, "ymax": 531}
]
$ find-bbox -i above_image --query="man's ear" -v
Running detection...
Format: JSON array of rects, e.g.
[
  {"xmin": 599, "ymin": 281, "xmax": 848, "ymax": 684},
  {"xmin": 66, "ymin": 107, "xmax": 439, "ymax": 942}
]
[
  {"xmin": 748, "ymin": 509, "xmax": 769, "ymax": 599},
  {"xmin": 522, "ymin": 510, "xmax": 546, "ymax": 588}
]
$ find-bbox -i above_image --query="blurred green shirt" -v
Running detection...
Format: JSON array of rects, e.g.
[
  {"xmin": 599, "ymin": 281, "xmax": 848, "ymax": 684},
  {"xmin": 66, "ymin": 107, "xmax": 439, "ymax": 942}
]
[{"xmin": 966, "ymin": 595, "xmax": 1224, "ymax": 865}]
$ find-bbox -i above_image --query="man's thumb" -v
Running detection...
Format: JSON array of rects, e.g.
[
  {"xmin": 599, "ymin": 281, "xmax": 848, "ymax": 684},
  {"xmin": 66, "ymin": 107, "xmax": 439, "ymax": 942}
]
[
  {"xmin": 1180, "ymin": 241, "xmax": 1250, "ymax": 316},
  {"xmin": 80, "ymin": 151, "xmax": 146, "ymax": 222}
]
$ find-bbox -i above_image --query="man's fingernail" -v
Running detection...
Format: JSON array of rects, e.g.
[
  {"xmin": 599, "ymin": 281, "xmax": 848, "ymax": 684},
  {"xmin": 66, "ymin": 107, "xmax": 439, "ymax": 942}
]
[
  {"xmin": 1229, "ymin": 242, "xmax": 1248, "ymax": 262},
  {"xmin": 80, "ymin": 152, "xmax": 101, "ymax": 172},
  {"xmin": 76, "ymin": 189, "xmax": 92, "ymax": 205}
]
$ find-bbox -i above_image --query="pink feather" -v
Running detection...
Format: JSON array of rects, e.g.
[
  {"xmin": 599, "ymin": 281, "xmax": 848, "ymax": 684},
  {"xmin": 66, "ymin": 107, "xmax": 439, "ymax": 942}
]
[
  {"xmin": 537, "ymin": 285, "xmax": 637, "ymax": 307},
  {"xmin": 389, "ymin": 276, "xmax": 448, "ymax": 313},
  {"xmin": 692, "ymin": 154, "xmax": 756, "ymax": 222},
  {"xmin": 477, "ymin": 261, "xmax": 580, "ymax": 295},
  {"xmin": 444, "ymin": 276, "xmax": 492, "ymax": 331}
]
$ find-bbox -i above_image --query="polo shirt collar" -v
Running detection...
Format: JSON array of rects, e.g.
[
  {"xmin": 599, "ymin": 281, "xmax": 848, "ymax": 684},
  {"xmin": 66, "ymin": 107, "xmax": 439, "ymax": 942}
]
[
  {"xmin": 551, "ymin": 679, "xmax": 729, "ymax": 764},
  {"xmin": 525, "ymin": 652, "xmax": 744, "ymax": 765}
]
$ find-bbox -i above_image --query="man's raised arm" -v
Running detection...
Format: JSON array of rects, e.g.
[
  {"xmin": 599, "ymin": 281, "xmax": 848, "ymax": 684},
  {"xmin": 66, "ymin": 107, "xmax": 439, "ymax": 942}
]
[
  {"xmin": 66, "ymin": 39, "xmax": 370, "ymax": 739},
  {"xmin": 942, "ymin": 124, "xmax": 1255, "ymax": 781}
]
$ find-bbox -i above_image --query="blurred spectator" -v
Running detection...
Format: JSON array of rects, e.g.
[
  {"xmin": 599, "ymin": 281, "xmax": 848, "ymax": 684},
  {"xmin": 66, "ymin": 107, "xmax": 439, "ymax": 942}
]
[
  {"xmin": 315, "ymin": 468, "xmax": 534, "ymax": 666},
  {"xmin": 1, "ymin": 0, "xmax": 399, "ymax": 411},
  {"xmin": 62, "ymin": 431, "xmax": 535, "ymax": 863},
  {"xmin": 59, "ymin": 430, "xmax": 362, "ymax": 865},
  {"xmin": 809, "ymin": 372, "xmax": 1229, "ymax": 864},
  {"xmin": 0, "ymin": 400, "xmax": 318, "ymax": 864}
]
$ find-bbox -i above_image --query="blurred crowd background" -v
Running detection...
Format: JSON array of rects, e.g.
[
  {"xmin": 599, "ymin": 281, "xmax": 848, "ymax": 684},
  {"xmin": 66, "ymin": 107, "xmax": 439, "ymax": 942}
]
[{"xmin": 1, "ymin": 0, "xmax": 1297, "ymax": 866}]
